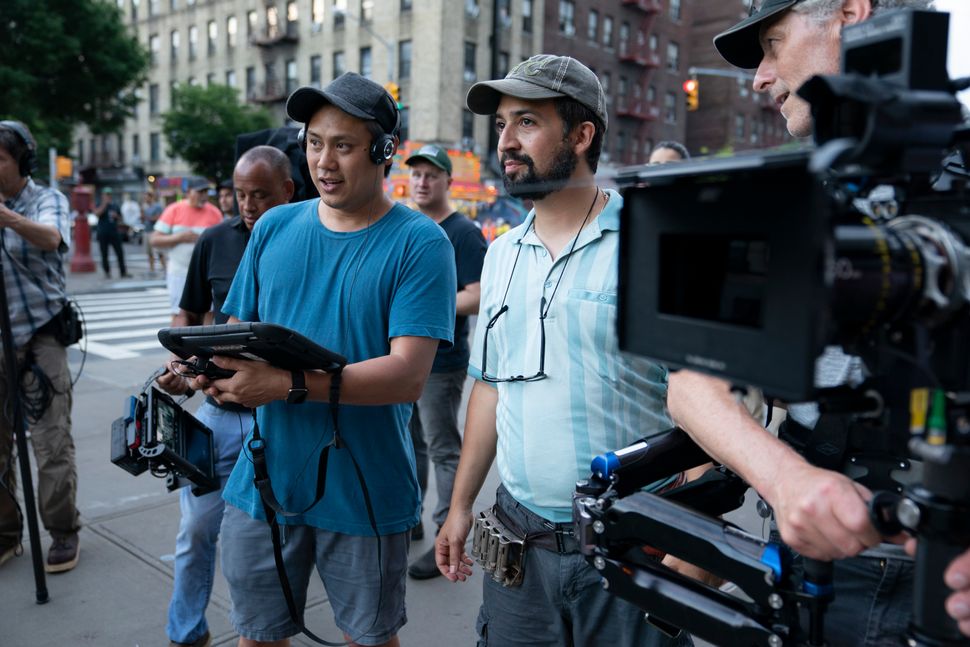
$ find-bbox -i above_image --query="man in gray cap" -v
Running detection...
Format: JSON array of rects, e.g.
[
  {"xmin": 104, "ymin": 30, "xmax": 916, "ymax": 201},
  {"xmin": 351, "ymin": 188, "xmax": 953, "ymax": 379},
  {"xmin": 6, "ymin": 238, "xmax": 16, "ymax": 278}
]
[
  {"xmin": 435, "ymin": 54, "xmax": 688, "ymax": 647},
  {"xmin": 402, "ymin": 144, "xmax": 486, "ymax": 580},
  {"xmin": 668, "ymin": 1, "xmax": 937, "ymax": 644},
  {"xmin": 189, "ymin": 72, "xmax": 456, "ymax": 647}
]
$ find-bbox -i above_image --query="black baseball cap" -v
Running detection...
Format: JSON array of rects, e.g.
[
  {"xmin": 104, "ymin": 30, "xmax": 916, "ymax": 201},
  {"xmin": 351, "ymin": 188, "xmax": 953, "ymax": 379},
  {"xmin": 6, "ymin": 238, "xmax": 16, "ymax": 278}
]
[
  {"xmin": 286, "ymin": 72, "xmax": 398, "ymax": 135},
  {"xmin": 714, "ymin": 0, "xmax": 802, "ymax": 69}
]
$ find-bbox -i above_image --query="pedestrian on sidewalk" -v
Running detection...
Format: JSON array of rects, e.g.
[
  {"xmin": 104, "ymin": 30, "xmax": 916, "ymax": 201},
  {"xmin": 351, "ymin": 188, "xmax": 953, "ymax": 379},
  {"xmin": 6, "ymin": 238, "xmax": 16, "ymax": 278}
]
[
  {"xmin": 150, "ymin": 179, "xmax": 221, "ymax": 324},
  {"xmin": 402, "ymin": 144, "xmax": 486, "ymax": 579},
  {"xmin": 156, "ymin": 146, "xmax": 295, "ymax": 647},
  {"xmin": 94, "ymin": 187, "xmax": 130, "ymax": 278},
  {"xmin": 0, "ymin": 120, "xmax": 81, "ymax": 574},
  {"xmin": 142, "ymin": 191, "xmax": 166, "ymax": 274}
]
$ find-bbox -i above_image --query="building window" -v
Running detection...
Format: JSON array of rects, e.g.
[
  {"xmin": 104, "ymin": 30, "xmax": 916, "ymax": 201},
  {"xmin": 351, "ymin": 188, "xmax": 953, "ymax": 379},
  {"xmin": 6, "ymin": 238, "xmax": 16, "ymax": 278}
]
[
  {"xmin": 132, "ymin": 88, "xmax": 141, "ymax": 119},
  {"xmin": 149, "ymin": 83, "xmax": 159, "ymax": 115},
  {"xmin": 204, "ymin": 73, "xmax": 213, "ymax": 86},
  {"xmin": 670, "ymin": 0, "xmax": 682, "ymax": 21},
  {"xmin": 650, "ymin": 33, "xmax": 658, "ymax": 51},
  {"xmin": 265, "ymin": 62, "xmax": 277, "ymax": 96},
  {"xmin": 631, "ymin": 139, "xmax": 639, "ymax": 163},
  {"xmin": 310, "ymin": 55, "xmax": 322, "ymax": 87},
  {"xmin": 619, "ymin": 21, "xmax": 630, "ymax": 55},
  {"xmin": 227, "ymin": 16, "xmax": 237, "ymax": 49},
  {"xmin": 665, "ymin": 92, "xmax": 677, "ymax": 124},
  {"xmin": 170, "ymin": 0, "xmax": 176, "ymax": 10},
  {"xmin": 616, "ymin": 131, "xmax": 625, "ymax": 160},
  {"xmin": 522, "ymin": 0, "xmax": 533, "ymax": 33},
  {"xmin": 463, "ymin": 42, "xmax": 476, "ymax": 83},
  {"xmin": 361, "ymin": 0, "xmax": 373, "ymax": 22},
  {"xmin": 313, "ymin": 0, "xmax": 325, "ymax": 26},
  {"xmin": 399, "ymin": 40, "xmax": 412, "ymax": 80},
  {"xmin": 246, "ymin": 66, "xmax": 256, "ymax": 98},
  {"xmin": 334, "ymin": 0, "xmax": 346, "ymax": 28},
  {"xmin": 737, "ymin": 77, "xmax": 749, "ymax": 98},
  {"xmin": 499, "ymin": 51, "xmax": 510, "ymax": 78},
  {"xmin": 666, "ymin": 41, "xmax": 680, "ymax": 72},
  {"xmin": 333, "ymin": 50, "xmax": 345, "ymax": 77},
  {"xmin": 602, "ymin": 15, "xmax": 613, "ymax": 48},
  {"xmin": 78, "ymin": 140, "xmax": 84, "ymax": 166},
  {"xmin": 601, "ymin": 71, "xmax": 611, "ymax": 98},
  {"xmin": 618, "ymin": 76, "xmax": 627, "ymax": 109},
  {"xmin": 131, "ymin": 134, "xmax": 140, "ymax": 162},
  {"xmin": 285, "ymin": 59, "xmax": 298, "ymax": 93},
  {"xmin": 149, "ymin": 33, "xmax": 159, "ymax": 66},
  {"xmin": 466, "ymin": 0, "xmax": 480, "ymax": 19},
  {"xmin": 359, "ymin": 46, "xmax": 372, "ymax": 78},
  {"xmin": 226, "ymin": 69, "xmax": 237, "ymax": 87},
  {"xmin": 150, "ymin": 132, "xmax": 160, "ymax": 163},
  {"xmin": 131, "ymin": 0, "xmax": 138, "ymax": 22},
  {"xmin": 462, "ymin": 110, "xmax": 475, "ymax": 140},
  {"xmin": 149, "ymin": 0, "xmax": 158, "ymax": 17},
  {"xmin": 188, "ymin": 25, "xmax": 198, "ymax": 60},
  {"xmin": 647, "ymin": 84, "xmax": 656, "ymax": 102},
  {"xmin": 247, "ymin": 10, "xmax": 258, "ymax": 41},
  {"xmin": 169, "ymin": 30, "xmax": 179, "ymax": 64},
  {"xmin": 207, "ymin": 20, "xmax": 217, "ymax": 56},
  {"xmin": 736, "ymin": 114, "xmax": 746, "ymax": 139},
  {"xmin": 559, "ymin": 1, "xmax": 575, "ymax": 36},
  {"xmin": 587, "ymin": 10, "xmax": 598, "ymax": 41},
  {"xmin": 266, "ymin": 6, "xmax": 280, "ymax": 38},
  {"xmin": 401, "ymin": 0, "xmax": 412, "ymax": 10}
]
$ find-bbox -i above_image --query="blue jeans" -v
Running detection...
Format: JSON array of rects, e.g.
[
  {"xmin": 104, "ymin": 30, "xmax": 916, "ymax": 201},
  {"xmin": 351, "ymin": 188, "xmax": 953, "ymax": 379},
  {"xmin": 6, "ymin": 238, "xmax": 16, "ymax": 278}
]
[
  {"xmin": 166, "ymin": 400, "xmax": 251, "ymax": 644},
  {"xmin": 822, "ymin": 554, "xmax": 914, "ymax": 646}
]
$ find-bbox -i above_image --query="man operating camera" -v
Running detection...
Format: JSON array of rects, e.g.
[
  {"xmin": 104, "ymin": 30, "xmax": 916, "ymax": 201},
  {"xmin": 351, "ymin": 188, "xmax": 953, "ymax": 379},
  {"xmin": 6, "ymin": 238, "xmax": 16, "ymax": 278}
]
[{"xmin": 666, "ymin": 1, "xmax": 949, "ymax": 644}]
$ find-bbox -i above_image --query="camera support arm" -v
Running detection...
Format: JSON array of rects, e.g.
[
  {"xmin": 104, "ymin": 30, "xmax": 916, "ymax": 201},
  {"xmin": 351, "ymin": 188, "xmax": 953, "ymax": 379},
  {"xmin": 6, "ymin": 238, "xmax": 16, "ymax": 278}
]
[{"xmin": 575, "ymin": 490, "xmax": 832, "ymax": 647}]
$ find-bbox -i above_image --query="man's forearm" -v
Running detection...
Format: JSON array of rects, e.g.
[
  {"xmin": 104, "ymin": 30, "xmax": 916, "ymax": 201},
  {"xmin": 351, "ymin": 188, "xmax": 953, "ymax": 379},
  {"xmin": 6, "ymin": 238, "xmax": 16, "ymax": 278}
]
[
  {"xmin": 172, "ymin": 309, "xmax": 204, "ymax": 328},
  {"xmin": 150, "ymin": 231, "xmax": 183, "ymax": 249},
  {"xmin": 448, "ymin": 381, "xmax": 498, "ymax": 514},
  {"xmin": 667, "ymin": 370, "xmax": 805, "ymax": 505},
  {"xmin": 1, "ymin": 212, "xmax": 62, "ymax": 251},
  {"xmin": 456, "ymin": 282, "xmax": 481, "ymax": 316}
]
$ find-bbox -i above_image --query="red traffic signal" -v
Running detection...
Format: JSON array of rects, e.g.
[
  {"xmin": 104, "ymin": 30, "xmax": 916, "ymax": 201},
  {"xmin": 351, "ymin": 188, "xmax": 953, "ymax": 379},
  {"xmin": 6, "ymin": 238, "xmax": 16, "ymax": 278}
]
[{"xmin": 683, "ymin": 79, "xmax": 699, "ymax": 111}]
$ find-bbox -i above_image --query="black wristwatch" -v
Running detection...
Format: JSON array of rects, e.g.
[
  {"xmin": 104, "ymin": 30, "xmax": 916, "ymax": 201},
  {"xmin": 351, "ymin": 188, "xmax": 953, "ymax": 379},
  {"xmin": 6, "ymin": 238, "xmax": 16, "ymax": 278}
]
[{"xmin": 286, "ymin": 369, "xmax": 309, "ymax": 404}]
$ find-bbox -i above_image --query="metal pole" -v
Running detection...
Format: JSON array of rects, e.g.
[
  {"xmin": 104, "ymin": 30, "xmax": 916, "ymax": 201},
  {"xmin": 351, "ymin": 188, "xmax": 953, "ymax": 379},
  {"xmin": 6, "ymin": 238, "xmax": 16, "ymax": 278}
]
[{"xmin": 0, "ymin": 234, "xmax": 50, "ymax": 604}]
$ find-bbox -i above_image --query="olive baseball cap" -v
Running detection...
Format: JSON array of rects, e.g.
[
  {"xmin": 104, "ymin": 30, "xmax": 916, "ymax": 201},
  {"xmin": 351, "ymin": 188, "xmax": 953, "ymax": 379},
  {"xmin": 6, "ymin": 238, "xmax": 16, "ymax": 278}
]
[
  {"xmin": 405, "ymin": 144, "xmax": 453, "ymax": 175},
  {"xmin": 714, "ymin": 0, "xmax": 801, "ymax": 69},
  {"xmin": 466, "ymin": 54, "xmax": 608, "ymax": 129},
  {"xmin": 286, "ymin": 72, "xmax": 399, "ymax": 135}
]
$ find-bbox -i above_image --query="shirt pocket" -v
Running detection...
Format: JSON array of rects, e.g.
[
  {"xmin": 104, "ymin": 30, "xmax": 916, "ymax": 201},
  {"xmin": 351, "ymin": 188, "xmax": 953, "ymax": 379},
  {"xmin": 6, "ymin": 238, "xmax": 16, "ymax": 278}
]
[{"xmin": 567, "ymin": 288, "xmax": 619, "ymax": 382}]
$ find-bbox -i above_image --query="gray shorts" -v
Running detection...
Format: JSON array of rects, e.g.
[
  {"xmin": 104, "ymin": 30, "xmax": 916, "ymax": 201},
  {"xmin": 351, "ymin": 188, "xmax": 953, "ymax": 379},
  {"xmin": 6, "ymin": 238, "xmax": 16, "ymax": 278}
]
[{"xmin": 220, "ymin": 504, "xmax": 410, "ymax": 644}]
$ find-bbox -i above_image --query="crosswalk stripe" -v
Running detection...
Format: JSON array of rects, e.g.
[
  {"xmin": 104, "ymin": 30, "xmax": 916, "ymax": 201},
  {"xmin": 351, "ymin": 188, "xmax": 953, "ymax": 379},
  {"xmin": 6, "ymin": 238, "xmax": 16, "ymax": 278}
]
[
  {"xmin": 86, "ymin": 327, "xmax": 166, "ymax": 342},
  {"xmin": 85, "ymin": 316, "xmax": 171, "ymax": 331},
  {"xmin": 72, "ymin": 288, "xmax": 168, "ymax": 303},
  {"xmin": 79, "ymin": 340, "xmax": 140, "ymax": 360},
  {"xmin": 83, "ymin": 308, "xmax": 171, "ymax": 322}
]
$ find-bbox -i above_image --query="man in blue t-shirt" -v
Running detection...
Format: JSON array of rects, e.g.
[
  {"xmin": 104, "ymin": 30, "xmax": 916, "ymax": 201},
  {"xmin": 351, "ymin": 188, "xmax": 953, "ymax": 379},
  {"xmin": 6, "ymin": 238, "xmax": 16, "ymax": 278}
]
[{"xmin": 189, "ymin": 73, "xmax": 456, "ymax": 647}]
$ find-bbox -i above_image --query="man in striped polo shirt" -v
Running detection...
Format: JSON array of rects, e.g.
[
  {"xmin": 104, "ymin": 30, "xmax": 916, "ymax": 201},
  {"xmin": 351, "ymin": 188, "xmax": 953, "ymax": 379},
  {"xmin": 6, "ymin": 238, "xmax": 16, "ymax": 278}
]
[
  {"xmin": 435, "ymin": 55, "xmax": 688, "ymax": 647},
  {"xmin": 0, "ymin": 120, "xmax": 81, "ymax": 573}
]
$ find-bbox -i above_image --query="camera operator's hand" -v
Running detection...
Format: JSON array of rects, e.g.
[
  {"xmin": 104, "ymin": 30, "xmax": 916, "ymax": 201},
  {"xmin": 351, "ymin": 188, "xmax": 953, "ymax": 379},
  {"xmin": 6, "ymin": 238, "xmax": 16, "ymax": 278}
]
[
  {"xmin": 768, "ymin": 462, "xmax": 882, "ymax": 561},
  {"xmin": 157, "ymin": 356, "xmax": 192, "ymax": 395},
  {"xmin": 193, "ymin": 356, "xmax": 288, "ymax": 409},
  {"xmin": 436, "ymin": 510, "xmax": 475, "ymax": 582}
]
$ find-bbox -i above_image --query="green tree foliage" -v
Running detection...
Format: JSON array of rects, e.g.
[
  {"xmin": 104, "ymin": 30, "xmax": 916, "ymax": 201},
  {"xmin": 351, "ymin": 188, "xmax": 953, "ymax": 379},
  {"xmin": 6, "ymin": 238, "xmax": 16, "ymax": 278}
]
[
  {"xmin": 162, "ymin": 84, "xmax": 274, "ymax": 183},
  {"xmin": 0, "ymin": 0, "xmax": 148, "ymax": 154}
]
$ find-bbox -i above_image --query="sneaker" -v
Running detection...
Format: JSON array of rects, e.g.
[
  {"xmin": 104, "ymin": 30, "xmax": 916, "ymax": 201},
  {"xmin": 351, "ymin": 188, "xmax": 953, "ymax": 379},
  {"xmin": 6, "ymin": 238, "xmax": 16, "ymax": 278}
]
[
  {"xmin": 170, "ymin": 631, "xmax": 211, "ymax": 647},
  {"xmin": 408, "ymin": 545, "xmax": 442, "ymax": 580},
  {"xmin": 0, "ymin": 540, "xmax": 21, "ymax": 568},
  {"xmin": 45, "ymin": 532, "xmax": 79, "ymax": 573},
  {"xmin": 411, "ymin": 521, "xmax": 424, "ymax": 541}
]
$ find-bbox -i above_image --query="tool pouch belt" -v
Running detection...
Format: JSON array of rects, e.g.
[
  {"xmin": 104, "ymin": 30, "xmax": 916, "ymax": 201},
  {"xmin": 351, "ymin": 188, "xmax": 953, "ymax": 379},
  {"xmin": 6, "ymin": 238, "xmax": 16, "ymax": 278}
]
[{"xmin": 471, "ymin": 507, "xmax": 527, "ymax": 588}]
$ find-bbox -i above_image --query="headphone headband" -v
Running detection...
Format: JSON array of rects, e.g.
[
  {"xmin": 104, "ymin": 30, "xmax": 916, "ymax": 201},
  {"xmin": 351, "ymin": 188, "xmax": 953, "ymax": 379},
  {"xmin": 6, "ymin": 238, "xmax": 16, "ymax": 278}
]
[{"xmin": 0, "ymin": 120, "xmax": 37, "ymax": 176}]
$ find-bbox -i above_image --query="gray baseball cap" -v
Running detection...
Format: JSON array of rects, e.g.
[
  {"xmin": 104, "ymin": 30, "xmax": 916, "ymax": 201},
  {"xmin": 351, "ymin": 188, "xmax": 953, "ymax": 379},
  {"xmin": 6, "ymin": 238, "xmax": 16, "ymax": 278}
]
[
  {"xmin": 286, "ymin": 72, "xmax": 399, "ymax": 135},
  {"xmin": 466, "ymin": 54, "xmax": 608, "ymax": 129},
  {"xmin": 714, "ymin": 0, "xmax": 802, "ymax": 69}
]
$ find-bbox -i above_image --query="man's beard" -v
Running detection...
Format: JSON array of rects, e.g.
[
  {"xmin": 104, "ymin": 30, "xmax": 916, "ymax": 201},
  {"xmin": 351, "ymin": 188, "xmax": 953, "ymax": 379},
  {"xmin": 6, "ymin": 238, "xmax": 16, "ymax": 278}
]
[{"xmin": 502, "ymin": 142, "xmax": 578, "ymax": 201}]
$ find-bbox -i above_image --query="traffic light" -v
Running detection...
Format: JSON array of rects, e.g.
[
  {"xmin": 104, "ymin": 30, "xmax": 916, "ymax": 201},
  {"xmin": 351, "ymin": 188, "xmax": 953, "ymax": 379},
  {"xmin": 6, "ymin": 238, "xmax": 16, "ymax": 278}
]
[
  {"xmin": 683, "ymin": 79, "xmax": 699, "ymax": 112},
  {"xmin": 385, "ymin": 82, "xmax": 402, "ymax": 109}
]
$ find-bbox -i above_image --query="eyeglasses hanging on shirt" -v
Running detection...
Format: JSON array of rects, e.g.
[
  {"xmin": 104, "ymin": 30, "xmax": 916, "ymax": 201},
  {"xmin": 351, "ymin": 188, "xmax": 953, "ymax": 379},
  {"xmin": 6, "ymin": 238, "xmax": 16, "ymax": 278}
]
[{"xmin": 481, "ymin": 188, "xmax": 604, "ymax": 383}]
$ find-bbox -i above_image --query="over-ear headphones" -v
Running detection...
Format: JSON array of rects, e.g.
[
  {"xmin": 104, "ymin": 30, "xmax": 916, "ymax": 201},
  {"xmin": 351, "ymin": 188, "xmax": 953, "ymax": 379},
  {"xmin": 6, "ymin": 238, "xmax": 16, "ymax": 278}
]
[
  {"xmin": 0, "ymin": 120, "xmax": 38, "ymax": 177},
  {"xmin": 297, "ymin": 108, "xmax": 401, "ymax": 166}
]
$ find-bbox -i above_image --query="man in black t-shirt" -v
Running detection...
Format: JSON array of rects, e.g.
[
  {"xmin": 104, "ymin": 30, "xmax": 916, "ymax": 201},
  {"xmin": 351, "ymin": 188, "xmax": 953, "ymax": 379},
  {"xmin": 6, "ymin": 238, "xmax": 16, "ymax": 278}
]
[
  {"xmin": 155, "ymin": 145, "xmax": 294, "ymax": 647},
  {"xmin": 403, "ymin": 144, "xmax": 487, "ymax": 579}
]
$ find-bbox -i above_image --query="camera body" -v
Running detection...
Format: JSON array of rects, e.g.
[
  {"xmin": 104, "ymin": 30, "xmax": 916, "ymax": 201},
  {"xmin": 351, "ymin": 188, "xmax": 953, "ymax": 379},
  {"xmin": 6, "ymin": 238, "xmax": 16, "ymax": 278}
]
[{"xmin": 110, "ymin": 386, "xmax": 219, "ymax": 496}]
